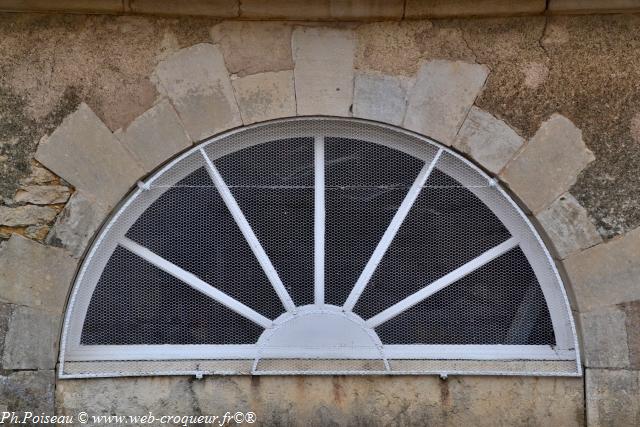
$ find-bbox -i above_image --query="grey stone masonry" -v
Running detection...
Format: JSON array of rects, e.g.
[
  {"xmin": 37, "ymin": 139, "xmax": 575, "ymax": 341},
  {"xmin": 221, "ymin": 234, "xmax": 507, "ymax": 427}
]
[
  {"xmin": 232, "ymin": 70, "xmax": 296, "ymax": 124},
  {"xmin": 563, "ymin": 226, "xmax": 640, "ymax": 312},
  {"xmin": 0, "ymin": 370, "xmax": 55, "ymax": 416},
  {"xmin": 35, "ymin": 103, "xmax": 145, "ymax": 209},
  {"xmin": 116, "ymin": 100, "xmax": 192, "ymax": 173},
  {"xmin": 2, "ymin": 305, "xmax": 61, "ymax": 369},
  {"xmin": 14, "ymin": 184, "xmax": 71, "ymax": 205},
  {"xmin": 500, "ymin": 114, "xmax": 595, "ymax": 214},
  {"xmin": 240, "ymin": 0, "xmax": 404, "ymax": 20},
  {"xmin": 404, "ymin": 60, "xmax": 489, "ymax": 146},
  {"xmin": 586, "ymin": 369, "xmax": 640, "ymax": 426},
  {"xmin": 536, "ymin": 192, "xmax": 602, "ymax": 259},
  {"xmin": 292, "ymin": 27, "xmax": 355, "ymax": 116},
  {"xmin": 580, "ymin": 307, "xmax": 630, "ymax": 368},
  {"xmin": 353, "ymin": 73, "xmax": 412, "ymax": 126},
  {"xmin": 453, "ymin": 106, "xmax": 524, "ymax": 175},
  {"xmin": 406, "ymin": 0, "xmax": 546, "ymax": 17},
  {"xmin": 152, "ymin": 43, "xmax": 242, "ymax": 142},
  {"xmin": 46, "ymin": 190, "xmax": 110, "ymax": 258},
  {"xmin": 0, "ymin": 234, "xmax": 76, "ymax": 312},
  {"xmin": 0, "ymin": 205, "xmax": 57, "ymax": 227}
]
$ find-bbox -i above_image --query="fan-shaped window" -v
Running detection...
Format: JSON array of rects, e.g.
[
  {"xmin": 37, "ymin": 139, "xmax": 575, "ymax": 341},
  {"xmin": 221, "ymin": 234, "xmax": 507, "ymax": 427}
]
[{"xmin": 59, "ymin": 118, "xmax": 580, "ymax": 377}]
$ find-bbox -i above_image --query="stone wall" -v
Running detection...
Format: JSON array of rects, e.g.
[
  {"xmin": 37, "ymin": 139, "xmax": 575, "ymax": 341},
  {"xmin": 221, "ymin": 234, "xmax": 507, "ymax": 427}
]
[{"xmin": 0, "ymin": 12, "xmax": 639, "ymax": 426}]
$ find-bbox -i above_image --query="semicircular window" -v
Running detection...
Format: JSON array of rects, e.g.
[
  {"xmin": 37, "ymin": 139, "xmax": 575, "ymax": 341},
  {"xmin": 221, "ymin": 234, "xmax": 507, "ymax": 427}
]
[{"xmin": 60, "ymin": 118, "xmax": 581, "ymax": 378}]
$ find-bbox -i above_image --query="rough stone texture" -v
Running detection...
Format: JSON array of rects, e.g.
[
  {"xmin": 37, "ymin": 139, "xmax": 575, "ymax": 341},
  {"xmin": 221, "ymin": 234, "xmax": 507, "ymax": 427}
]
[
  {"xmin": 622, "ymin": 301, "xmax": 640, "ymax": 369},
  {"xmin": 404, "ymin": 60, "xmax": 489, "ymax": 145},
  {"xmin": 129, "ymin": 0, "xmax": 239, "ymax": 17},
  {"xmin": 0, "ymin": 234, "xmax": 76, "ymax": 311},
  {"xmin": 563, "ymin": 227, "xmax": 640, "ymax": 312},
  {"xmin": 240, "ymin": 0, "xmax": 404, "ymax": 20},
  {"xmin": 232, "ymin": 71, "xmax": 296, "ymax": 125},
  {"xmin": 210, "ymin": 21, "xmax": 294, "ymax": 77},
  {"xmin": 0, "ymin": 204, "xmax": 57, "ymax": 227},
  {"xmin": 501, "ymin": 114, "xmax": 595, "ymax": 213},
  {"xmin": 292, "ymin": 27, "xmax": 355, "ymax": 116},
  {"xmin": 549, "ymin": 0, "xmax": 640, "ymax": 13},
  {"xmin": 14, "ymin": 184, "xmax": 70, "ymax": 204},
  {"xmin": 453, "ymin": 106, "xmax": 524, "ymax": 174},
  {"xmin": 353, "ymin": 73, "xmax": 412, "ymax": 126},
  {"xmin": 406, "ymin": 0, "xmax": 546, "ymax": 17},
  {"xmin": 536, "ymin": 192, "xmax": 602, "ymax": 259},
  {"xmin": 57, "ymin": 376, "xmax": 584, "ymax": 426},
  {"xmin": 0, "ymin": 370, "xmax": 55, "ymax": 416},
  {"xmin": 152, "ymin": 43, "xmax": 242, "ymax": 141},
  {"xmin": 580, "ymin": 307, "xmax": 630, "ymax": 368},
  {"xmin": 0, "ymin": 302, "xmax": 11, "ymax": 367},
  {"xmin": 35, "ymin": 103, "xmax": 144, "ymax": 209},
  {"xmin": 586, "ymin": 369, "xmax": 640, "ymax": 426},
  {"xmin": 0, "ymin": 0, "xmax": 122, "ymax": 13},
  {"xmin": 46, "ymin": 190, "xmax": 110, "ymax": 258},
  {"xmin": 2, "ymin": 305, "xmax": 61, "ymax": 369},
  {"xmin": 116, "ymin": 100, "xmax": 192, "ymax": 172},
  {"xmin": 19, "ymin": 164, "xmax": 56, "ymax": 185},
  {"xmin": 24, "ymin": 224, "xmax": 49, "ymax": 240}
]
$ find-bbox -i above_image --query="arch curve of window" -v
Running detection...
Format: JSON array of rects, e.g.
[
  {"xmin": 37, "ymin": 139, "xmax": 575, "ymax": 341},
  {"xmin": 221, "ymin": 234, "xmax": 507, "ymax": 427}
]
[{"xmin": 59, "ymin": 118, "xmax": 580, "ymax": 378}]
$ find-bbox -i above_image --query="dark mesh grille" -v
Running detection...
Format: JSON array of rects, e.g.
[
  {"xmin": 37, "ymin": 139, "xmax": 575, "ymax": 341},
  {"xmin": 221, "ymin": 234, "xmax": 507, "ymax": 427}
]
[
  {"xmin": 126, "ymin": 167, "xmax": 285, "ymax": 319},
  {"xmin": 325, "ymin": 137, "xmax": 424, "ymax": 306},
  {"xmin": 375, "ymin": 247, "xmax": 555, "ymax": 345},
  {"xmin": 81, "ymin": 246, "xmax": 264, "ymax": 344}
]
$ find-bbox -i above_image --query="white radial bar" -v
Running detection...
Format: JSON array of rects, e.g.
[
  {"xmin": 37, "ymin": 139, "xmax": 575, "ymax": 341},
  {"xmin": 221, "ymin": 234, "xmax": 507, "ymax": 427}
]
[
  {"xmin": 314, "ymin": 136, "xmax": 325, "ymax": 305},
  {"xmin": 366, "ymin": 237, "xmax": 520, "ymax": 328},
  {"xmin": 343, "ymin": 149, "xmax": 443, "ymax": 312},
  {"xmin": 119, "ymin": 237, "xmax": 273, "ymax": 329},
  {"xmin": 199, "ymin": 148, "xmax": 296, "ymax": 312}
]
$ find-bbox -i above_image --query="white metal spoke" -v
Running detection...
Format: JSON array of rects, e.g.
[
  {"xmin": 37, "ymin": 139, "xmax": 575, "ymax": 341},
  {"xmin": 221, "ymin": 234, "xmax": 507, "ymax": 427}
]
[
  {"xmin": 200, "ymin": 148, "xmax": 296, "ymax": 313},
  {"xmin": 365, "ymin": 237, "xmax": 519, "ymax": 328},
  {"xmin": 119, "ymin": 237, "xmax": 273, "ymax": 329},
  {"xmin": 343, "ymin": 149, "xmax": 443, "ymax": 312},
  {"xmin": 314, "ymin": 136, "xmax": 325, "ymax": 305}
]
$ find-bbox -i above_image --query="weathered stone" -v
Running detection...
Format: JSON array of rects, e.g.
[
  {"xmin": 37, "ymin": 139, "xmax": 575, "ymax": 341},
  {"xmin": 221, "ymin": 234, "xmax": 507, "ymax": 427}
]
[
  {"xmin": 0, "ymin": 303, "xmax": 11, "ymax": 368},
  {"xmin": 353, "ymin": 73, "xmax": 412, "ymax": 126},
  {"xmin": 0, "ymin": 205, "xmax": 57, "ymax": 227},
  {"xmin": 210, "ymin": 21, "xmax": 294, "ymax": 77},
  {"xmin": 46, "ymin": 190, "xmax": 109, "ymax": 259},
  {"xmin": 0, "ymin": 234, "xmax": 76, "ymax": 312},
  {"xmin": 453, "ymin": 106, "xmax": 524, "ymax": 174},
  {"xmin": 292, "ymin": 27, "xmax": 355, "ymax": 116},
  {"xmin": 536, "ymin": 192, "xmax": 602, "ymax": 259},
  {"xmin": 2, "ymin": 305, "xmax": 61, "ymax": 369},
  {"xmin": 406, "ymin": 0, "xmax": 546, "ymax": 17},
  {"xmin": 563, "ymin": 227, "xmax": 640, "ymax": 312},
  {"xmin": 622, "ymin": 301, "xmax": 640, "ymax": 370},
  {"xmin": 128, "ymin": 0, "xmax": 238, "ymax": 16},
  {"xmin": 35, "ymin": 103, "xmax": 144, "ymax": 209},
  {"xmin": 57, "ymin": 375, "xmax": 583, "ymax": 426},
  {"xmin": 116, "ymin": 100, "xmax": 192, "ymax": 173},
  {"xmin": 580, "ymin": 307, "xmax": 630, "ymax": 368},
  {"xmin": 549, "ymin": 0, "xmax": 640, "ymax": 13},
  {"xmin": 0, "ymin": 0, "xmax": 122, "ymax": 13},
  {"xmin": 501, "ymin": 114, "xmax": 595, "ymax": 213},
  {"xmin": 0, "ymin": 370, "xmax": 55, "ymax": 416},
  {"xmin": 152, "ymin": 43, "xmax": 241, "ymax": 142},
  {"xmin": 14, "ymin": 184, "xmax": 70, "ymax": 205},
  {"xmin": 240, "ymin": 0, "xmax": 404, "ymax": 19},
  {"xmin": 586, "ymin": 369, "xmax": 640, "ymax": 426},
  {"xmin": 232, "ymin": 70, "xmax": 296, "ymax": 125},
  {"xmin": 404, "ymin": 60, "xmax": 489, "ymax": 145},
  {"xmin": 19, "ymin": 164, "xmax": 56, "ymax": 185},
  {"xmin": 24, "ymin": 224, "xmax": 49, "ymax": 240},
  {"xmin": 631, "ymin": 112, "xmax": 640, "ymax": 144}
]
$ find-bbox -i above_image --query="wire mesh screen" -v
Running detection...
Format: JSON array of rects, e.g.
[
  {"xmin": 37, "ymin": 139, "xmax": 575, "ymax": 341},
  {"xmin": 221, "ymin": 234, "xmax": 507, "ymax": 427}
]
[{"xmin": 60, "ymin": 118, "xmax": 580, "ymax": 378}]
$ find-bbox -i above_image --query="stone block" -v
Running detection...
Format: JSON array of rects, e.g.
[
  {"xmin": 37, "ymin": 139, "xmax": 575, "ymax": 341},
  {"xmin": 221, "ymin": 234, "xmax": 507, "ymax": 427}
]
[
  {"xmin": 35, "ymin": 103, "xmax": 144, "ymax": 209},
  {"xmin": 500, "ymin": 114, "xmax": 595, "ymax": 214},
  {"xmin": 549, "ymin": 0, "xmax": 640, "ymax": 13},
  {"xmin": 353, "ymin": 73, "xmax": 412, "ymax": 126},
  {"xmin": 622, "ymin": 301, "xmax": 640, "ymax": 369},
  {"xmin": 2, "ymin": 305, "xmax": 61, "ymax": 369},
  {"xmin": 0, "ymin": 205, "xmax": 57, "ymax": 227},
  {"xmin": 19, "ymin": 165, "xmax": 56, "ymax": 185},
  {"xmin": 210, "ymin": 21, "xmax": 294, "ymax": 77},
  {"xmin": 404, "ymin": 60, "xmax": 489, "ymax": 146},
  {"xmin": 563, "ymin": 227, "xmax": 640, "ymax": 312},
  {"xmin": 453, "ymin": 106, "xmax": 524, "ymax": 174},
  {"xmin": 0, "ymin": 370, "xmax": 55, "ymax": 416},
  {"xmin": 580, "ymin": 307, "xmax": 630, "ymax": 368},
  {"xmin": 14, "ymin": 184, "xmax": 71, "ymax": 205},
  {"xmin": 0, "ymin": 234, "xmax": 76, "ymax": 312},
  {"xmin": 586, "ymin": 369, "xmax": 640, "ymax": 426},
  {"xmin": 292, "ymin": 27, "xmax": 355, "ymax": 116},
  {"xmin": 0, "ymin": 0, "xmax": 122, "ymax": 13},
  {"xmin": 116, "ymin": 100, "xmax": 192, "ymax": 173},
  {"xmin": 128, "ymin": 0, "xmax": 238, "ymax": 16},
  {"xmin": 240, "ymin": 0, "xmax": 404, "ymax": 20},
  {"xmin": 406, "ymin": 0, "xmax": 546, "ymax": 17},
  {"xmin": 0, "ymin": 303, "xmax": 11, "ymax": 367},
  {"xmin": 152, "ymin": 43, "xmax": 242, "ymax": 142},
  {"xmin": 536, "ymin": 192, "xmax": 602, "ymax": 259},
  {"xmin": 46, "ymin": 190, "xmax": 110, "ymax": 259},
  {"xmin": 232, "ymin": 71, "xmax": 296, "ymax": 124}
]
